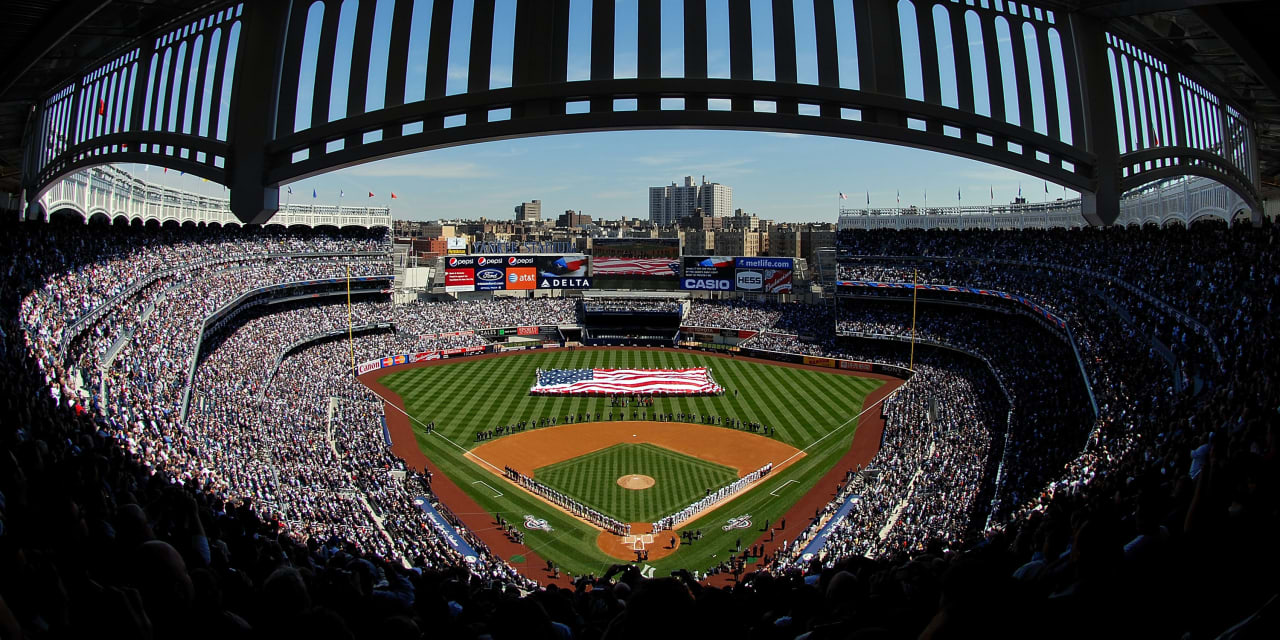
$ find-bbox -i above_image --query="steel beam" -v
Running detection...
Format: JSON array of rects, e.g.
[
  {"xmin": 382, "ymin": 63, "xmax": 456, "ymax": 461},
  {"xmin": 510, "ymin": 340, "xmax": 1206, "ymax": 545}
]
[
  {"xmin": 227, "ymin": 0, "xmax": 289, "ymax": 224},
  {"xmin": 1070, "ymin": 13, "xmax": 1121, "ymax": 225}
]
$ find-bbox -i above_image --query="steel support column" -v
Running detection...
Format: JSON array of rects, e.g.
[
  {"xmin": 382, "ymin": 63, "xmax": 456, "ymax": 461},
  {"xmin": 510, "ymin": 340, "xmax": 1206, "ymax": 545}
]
[
  {"xmin": 227, "ymin": 0, "xmax": 290, "ymax": 225},
  {"xmin": 1069, "ymin": 13, "xmax": 1120, "ymax": 226}
]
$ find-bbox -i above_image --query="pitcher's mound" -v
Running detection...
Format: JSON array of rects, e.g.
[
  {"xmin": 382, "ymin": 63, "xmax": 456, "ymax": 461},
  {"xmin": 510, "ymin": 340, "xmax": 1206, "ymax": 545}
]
[{"xmin": 617, "ymin": 474, "xmax": 656, "ymax": 490}]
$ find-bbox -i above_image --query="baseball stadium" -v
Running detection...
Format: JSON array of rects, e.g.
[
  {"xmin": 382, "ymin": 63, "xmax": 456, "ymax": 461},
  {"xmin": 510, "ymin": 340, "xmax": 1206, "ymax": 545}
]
[{"xmin": 1, "ymin": 1, "xmax": 1278, "ymax": 639}]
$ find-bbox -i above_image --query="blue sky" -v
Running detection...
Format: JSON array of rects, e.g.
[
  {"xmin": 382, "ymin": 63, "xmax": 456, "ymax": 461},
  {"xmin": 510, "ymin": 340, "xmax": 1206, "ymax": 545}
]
[{"xmin": 141, "ymin": 0, "xmax": 1082, "ymax": 222}]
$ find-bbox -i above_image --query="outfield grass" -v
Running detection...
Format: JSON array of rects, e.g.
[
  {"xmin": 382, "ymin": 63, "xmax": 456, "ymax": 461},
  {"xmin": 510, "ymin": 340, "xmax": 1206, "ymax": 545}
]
[
  {"xmin": 375, "ymin": 349, "xmax": 882, "ymax": 578},
  {"xmin": 535, "ymin": 443, "xmax": 739, "ymax": 523}
]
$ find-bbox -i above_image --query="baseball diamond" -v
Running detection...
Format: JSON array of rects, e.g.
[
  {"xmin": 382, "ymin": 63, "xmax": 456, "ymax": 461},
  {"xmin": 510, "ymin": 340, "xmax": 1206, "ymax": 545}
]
[
  {"xmin": 365, "ymin": 347, "xmax": 889, "ymax": 578},
  {"xmin": 534, "ymin": 443, "xmax": 739, "ymax": 523}
]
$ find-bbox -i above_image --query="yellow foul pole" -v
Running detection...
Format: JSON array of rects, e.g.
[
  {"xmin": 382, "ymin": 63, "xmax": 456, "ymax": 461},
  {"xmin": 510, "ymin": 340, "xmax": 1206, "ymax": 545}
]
[
  {"xmin": 347, "ymin": 264, "xmax": 354, "ymax": 375},
  {"xmin": 909, "ymin": 268, "xmax": 918, "ymax": 371}
]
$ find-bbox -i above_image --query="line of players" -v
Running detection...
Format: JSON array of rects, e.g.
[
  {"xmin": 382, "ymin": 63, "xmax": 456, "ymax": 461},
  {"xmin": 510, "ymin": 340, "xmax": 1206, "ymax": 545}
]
[{"xmin": 473, "ymin": 402, "xmax": 777, "ymax": 441}]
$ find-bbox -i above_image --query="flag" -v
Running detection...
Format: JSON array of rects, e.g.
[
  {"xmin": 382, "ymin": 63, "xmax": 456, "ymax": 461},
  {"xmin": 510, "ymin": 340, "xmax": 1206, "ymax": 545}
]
[
  {"xmin": 287, "ymin": 186, "xmax": 293, "ymax": 195},
  {"xmin": 97, "ymin": 99, "xmax": 105, "ymax": 116},
  {"xmin": 368, "ymin": 191, "xmax": 374, "ymax": 198},
  {"xmin": 592, "ymin": 258, "xmax": 679, "ymax": 276},
  {"xmin": 530, "ymin": 368, "xmax": 723, "ymax": 396},
  {"xmin": 957, "ymin": 188, "xmax": 961, "ymax": 202},
  {"xmin": 990, "ymin": 185, "xmax": 994, "ymax": 200},
  {"xmin": 896, "ymin": 190, "xmax": 900, "ymax": 204},
  {"xmin": 391, "ymin": 192, "xmax": 397, "ymax": 199},
  {"xmin": 1044, "ymin": 181, "xmax": 1048, "ymax": 194},
  {"xmin": 1018, "ymin": 185, "xmax": 1022, "ymax": 198},
  {"xmin": 339, "ymin": 190, "xmax": 344, "ymax": 198},
  {"xmin": 839, "ymin": 192, "xmax": 848, "ymax": 200},
  {"xmin": 866, "ymin": 191, "xmax": 870, "ymax": 205},
  {"xmin": 312, "ymin": 188, "xmax": 317, "ymax": 198}
]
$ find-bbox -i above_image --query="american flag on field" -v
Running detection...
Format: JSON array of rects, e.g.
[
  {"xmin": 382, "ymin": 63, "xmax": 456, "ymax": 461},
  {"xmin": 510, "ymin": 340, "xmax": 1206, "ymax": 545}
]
[
  {"xmin": 592, "ymin": 257, "xmax": 680, "ymax": 276},
  {"xmin": 531, "ymin": 368, "xmax": 723, "ymax": 396}
]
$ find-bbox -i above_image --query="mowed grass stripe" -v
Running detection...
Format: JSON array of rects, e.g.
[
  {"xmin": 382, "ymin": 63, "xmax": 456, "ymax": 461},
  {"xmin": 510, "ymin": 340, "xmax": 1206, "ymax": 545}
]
[
  {"xmin": 535, "ymin": 443, "xmax": 738, "ymax": 522},
  {"xmin": 770, "ymin": 368, "xmax": 845, "ymax": 435},
  {"xmin": 716, "ymin": 363, "xmax": 795, "ymax": 441}
]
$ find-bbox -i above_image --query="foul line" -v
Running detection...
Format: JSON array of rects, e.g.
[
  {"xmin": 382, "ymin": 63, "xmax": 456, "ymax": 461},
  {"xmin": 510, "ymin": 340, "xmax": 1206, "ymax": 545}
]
[
  {"xmin": 777, "ymin": 385, "xmax": 900, "ymax": 468},
  {"xmin": 769, "ymin": 479, "xmax": 800, "ymax": 496},
  {"xmin": 473, "ymin": 480, "xmax": 504, "ymax": 497},
  {"xmin": 362, "ymin": 385, "xmax": 505, "ymax": 474}
]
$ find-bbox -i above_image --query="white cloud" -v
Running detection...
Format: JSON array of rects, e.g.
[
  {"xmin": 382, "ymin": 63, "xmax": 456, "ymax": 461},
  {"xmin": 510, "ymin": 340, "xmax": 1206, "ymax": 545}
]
[{"xmin": 347, "ymin": 160, "xmax": 494, "ymax": 179}]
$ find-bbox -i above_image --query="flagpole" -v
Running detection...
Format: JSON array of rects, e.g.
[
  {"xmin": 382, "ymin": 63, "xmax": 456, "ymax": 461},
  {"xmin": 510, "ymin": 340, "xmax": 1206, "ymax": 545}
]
[
  {"xmin": 909, "ymin": 268, "xmax": 919, "ymax": 371},
  {"xmin": 347, "ymin": 264, "xmax": 355, "ymax": 376}
]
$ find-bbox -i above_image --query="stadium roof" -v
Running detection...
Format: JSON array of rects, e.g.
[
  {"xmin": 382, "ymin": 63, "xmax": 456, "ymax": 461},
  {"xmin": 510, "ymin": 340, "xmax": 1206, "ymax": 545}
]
[
  {"xmin": 1045, "ymin": 0, "xmax": 1280, "ymax": 192},
  {"xmin": 0, "ymin": 0, "xmax": 1277, "ymax": 199}
]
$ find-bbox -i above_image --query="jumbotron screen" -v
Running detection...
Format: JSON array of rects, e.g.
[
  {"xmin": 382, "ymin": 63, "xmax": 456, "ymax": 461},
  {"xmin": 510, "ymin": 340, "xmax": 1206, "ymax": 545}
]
[{"xmin": 590, "ymin": 238, "xmax": 681, "ymax": 290}]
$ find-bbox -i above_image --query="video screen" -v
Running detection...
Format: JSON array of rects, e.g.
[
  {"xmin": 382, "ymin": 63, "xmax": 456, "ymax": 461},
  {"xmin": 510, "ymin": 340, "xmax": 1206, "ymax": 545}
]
[{"xmin": 591, "ymin": 238, "xmax": 680, "ymax": 290}]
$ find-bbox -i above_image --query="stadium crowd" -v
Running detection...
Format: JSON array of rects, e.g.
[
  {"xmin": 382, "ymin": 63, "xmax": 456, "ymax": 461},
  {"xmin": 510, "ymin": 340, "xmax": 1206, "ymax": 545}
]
[
  {"xmin": 580, "ymin": 298, "xmax": 684, "ymax": 314},
  {"xmin": 0, "ymin": 218, "xmax": 1275, "ymax": 639}
]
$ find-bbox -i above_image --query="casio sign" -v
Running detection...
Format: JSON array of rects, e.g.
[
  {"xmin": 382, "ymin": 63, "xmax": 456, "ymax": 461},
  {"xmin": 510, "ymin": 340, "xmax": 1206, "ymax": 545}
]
[
  {"xmin": 736, "ymin": 271, "xmax": 763, "ymax": 290},
  {"xmin": 683, "ymin": 278, "xmax": 733, "ymax": 290},
  {"xmin": 476, "ymin": 268, "xmax": 504, "ymax": 281}
]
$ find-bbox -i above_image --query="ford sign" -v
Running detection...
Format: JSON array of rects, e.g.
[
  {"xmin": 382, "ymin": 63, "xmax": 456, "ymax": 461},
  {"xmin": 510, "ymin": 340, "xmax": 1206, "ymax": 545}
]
[{"xmin": 476, "ymin": 268, "xmax": 504, "ymax": 281}]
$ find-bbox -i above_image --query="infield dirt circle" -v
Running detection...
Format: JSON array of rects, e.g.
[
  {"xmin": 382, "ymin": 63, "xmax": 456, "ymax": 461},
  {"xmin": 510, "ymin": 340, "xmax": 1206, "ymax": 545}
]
[{"xmin": 617, "ymin": 474, "xmax": 656, "ymax": 490}]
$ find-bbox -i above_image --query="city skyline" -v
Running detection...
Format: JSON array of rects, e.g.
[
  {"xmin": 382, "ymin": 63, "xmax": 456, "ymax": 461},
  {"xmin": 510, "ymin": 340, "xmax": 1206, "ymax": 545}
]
[{"xmin": 127, "ymin": 128, "xmax": 1077, "ymax": 224}]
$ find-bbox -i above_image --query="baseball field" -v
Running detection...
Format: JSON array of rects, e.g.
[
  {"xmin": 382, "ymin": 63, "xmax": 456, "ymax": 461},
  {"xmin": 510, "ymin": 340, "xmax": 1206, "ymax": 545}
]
[{"xmin": 365, "ymin": 348, "xmax": 887, "ymax": 580}]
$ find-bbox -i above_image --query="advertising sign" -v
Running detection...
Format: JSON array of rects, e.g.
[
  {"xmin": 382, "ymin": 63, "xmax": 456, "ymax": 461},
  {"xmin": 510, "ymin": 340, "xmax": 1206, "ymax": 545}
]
[
  {"xmin": 444, "ymin": 256, "xmax": 477, "ymax": 292},
  {"xmin": 506, "ymin": 267, "xmax": 537, "ymax": 289},
  {"xmin": 444, "ymin": 269, "xmax": 474, "ymax": 292},
  {"xmin": 516, "ymin": 326, "xmax": 540, "ymax": 336},
  {"xmin": 538, "ymin": 276, "xmax": 593, "ymax": 289},
  {"xmin": 448, "ymin": 255, "xmax": 580, "ymax": 291},
  {"xmin": 735, "ymin": 257, "xmax": 793, "ymax": 270},
  {"xmin": 534, "ymin": 255, "xmax": 586, "ymax": 277},
  {"xmin": 681, "ymin": 256, "xmax": 736, "ymax": 291},
  {"xmin": 733, "ymin": 257, "xmax": 794, "ymax": 294},
  {"xmin": 446, "ymin": 237, "xmax": 467, "ymax": 255},
  {"xmin": 803, "ymin": 356, "xmax": 836, "ymax": 368},
  {"xmin": 531, "ymin": 255, "xmax": 591, "ymax": 288},
  {"xmin": 838, "ymin": 360, "xmax": 873, "ymax": 372},
  {"xmin": 474, "ymin": 265, "xmax": 507, "ymax": 291},
  {"xmin": 413, "ymin": 497, "xmax": 479, "ymax": 562}
]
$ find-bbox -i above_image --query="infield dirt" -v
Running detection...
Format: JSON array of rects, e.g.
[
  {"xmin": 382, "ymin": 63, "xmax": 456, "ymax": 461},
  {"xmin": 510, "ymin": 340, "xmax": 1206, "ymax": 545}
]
[{"xmin": 468, "ymin": 420, "xmax": 803, "ymax": 478}]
